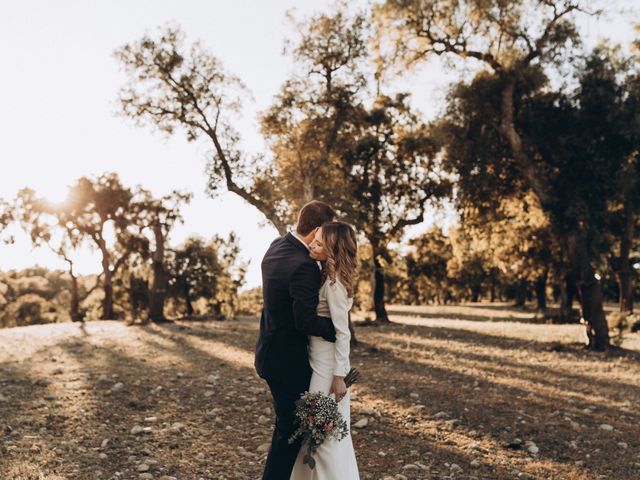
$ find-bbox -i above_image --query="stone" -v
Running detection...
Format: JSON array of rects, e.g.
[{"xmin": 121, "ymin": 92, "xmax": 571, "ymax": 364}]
[
  {"xmin": 525, "ymin": 441, "xmax": 539, "ymax": 454},
  {"xmin": 131, "ymin": 425, "xmax": 144, "ymax": 435},
  {"xmin": 599, "ymin": 424, "xmax": 614, "ymax": 431},
  {"xmin": 257, "ymin": 443, "xmax": 271, "ymax": 453},
  {"xmin": 518, "ymin": 474, "xmax": 535, "ymax": 480},
  {"xmin": 137, "ymin": 463, "xmax": 150, "ymax": 472},
  {"xmin": 169, "ymin": 422, "xmax": 185, "ymax": 433},
  {"xmin": 433, "ymin": 411, "xmax": 449, "ymax": 419},
  {"xmin": 353, "ymin": 418, "xmax": 368, "ymax": 428}
]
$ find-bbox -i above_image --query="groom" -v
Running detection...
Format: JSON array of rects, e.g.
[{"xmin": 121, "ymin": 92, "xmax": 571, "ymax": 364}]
[{"xmin": 255, "ymin": 200, "xmax": 337, "ymax": 480}]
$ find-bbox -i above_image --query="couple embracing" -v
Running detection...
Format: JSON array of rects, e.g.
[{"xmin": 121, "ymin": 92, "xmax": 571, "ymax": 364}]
[{"xmin": 254, "ymin": 200, "xmax": 360, "ymax": 479}]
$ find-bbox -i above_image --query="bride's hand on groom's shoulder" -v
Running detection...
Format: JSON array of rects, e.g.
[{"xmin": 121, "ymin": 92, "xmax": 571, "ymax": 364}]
[{"xmin": 330, "ymin": 376, "xmax": 347, "ymax": 402}]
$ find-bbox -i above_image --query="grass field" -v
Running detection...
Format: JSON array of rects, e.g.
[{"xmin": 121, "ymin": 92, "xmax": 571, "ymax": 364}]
[{"xmin": 1, "ymin": 303, "xmax": 639, "ymax": 479}]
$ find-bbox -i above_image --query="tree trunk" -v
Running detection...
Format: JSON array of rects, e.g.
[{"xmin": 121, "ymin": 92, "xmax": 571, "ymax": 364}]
[
  {"xmin": 348, "ymin": 312, "xmax": 358, "ymax": 346},
  {"xmin": 514, "ymin": 278, "xmax": 527, "ymax": 308},
  {"xmin": 96, "ymin": 237, "xmax": 115, "ymax": 320},
  {"xmin": 64, "ymin": 258, "xmax": 82, "ymax": 322},
  {"xmin": 471, "ymin": 285, "xmax": 481, "ymax": 303},
  {"xmin": 148, "ymin": 224, "xmax": 168, "ymax": 322},
  {"xmin": 566, "ymin": 231, "xmax": 609, "ymax": 350},
  {"xmin": 102, "ymin": 271, "xmax": 114, "ymax": 320},
  {"xmin": 70, "ymin": 274, "xmax": 81, "ymax": 321},
  {"xmin": 372, "ymin": 249, "xmax": 390, "ymax": 323},
  {"xmin": 500, "ymin": 76, "xmax": 553, "ymax": 209},
  {"xmin": 535, "ymin": 269, "xmax": 548, "ymax": 311},
  {"xmin": 615, "ymin": 185, "xmax": 635, "ymax": 313},
  {"xmin": 184, "ymin": 287, "xmax": 194, "ymax": 316},
  {"xmin": 559, "ymin": 271, "xmax": 576, "ymax": 323},
  {"xmin": 617, "ymin": 268, "xmax": 634, "ymax": 314}
]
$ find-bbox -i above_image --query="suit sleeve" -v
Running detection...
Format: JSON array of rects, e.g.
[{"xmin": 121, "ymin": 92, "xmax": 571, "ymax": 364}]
[
  {"xmin": 289, "ymin": 262, "xmax": 336, "ymax": 342},
  {"xmin": 325, "ymin": 281, "xmax": 352, "ymax": 377}
]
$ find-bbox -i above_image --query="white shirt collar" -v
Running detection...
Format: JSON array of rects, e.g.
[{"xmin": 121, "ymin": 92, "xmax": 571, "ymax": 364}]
[{"xmin": 291, "ymin": 231, "xmax": 311, "ymax": 251}]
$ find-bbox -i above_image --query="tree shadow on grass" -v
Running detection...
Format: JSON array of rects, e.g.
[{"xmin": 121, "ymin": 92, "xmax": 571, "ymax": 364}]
[
  {"xmin": 2, "ymin": 317, "xmax": 637, "ymax": 479},
  {"xmin": 352, "ymin": 324, "xmax": 640, "ymax": 479}
]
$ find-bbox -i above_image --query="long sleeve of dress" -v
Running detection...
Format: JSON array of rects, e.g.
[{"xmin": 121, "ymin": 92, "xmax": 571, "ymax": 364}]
[{"xmin": 325, "ymin": 280, "xmax": 352, "ymax": 377}]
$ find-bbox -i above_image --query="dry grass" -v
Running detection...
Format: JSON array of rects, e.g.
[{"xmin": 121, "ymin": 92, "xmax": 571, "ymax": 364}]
[{"xmin": 1, "ymin": 302, "xmax": 639, "ymax": 480}]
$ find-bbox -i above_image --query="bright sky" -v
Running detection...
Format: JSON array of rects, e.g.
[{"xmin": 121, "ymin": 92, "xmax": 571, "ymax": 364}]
[{"xmin": 0, "ymin": 1, "xmax": 637, "ymax": 289}]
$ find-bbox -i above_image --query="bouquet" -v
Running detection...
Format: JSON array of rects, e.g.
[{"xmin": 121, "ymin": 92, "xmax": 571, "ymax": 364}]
[{"xmin": 288, "ymin": 368, "xmax": 361, "ymax": 469}]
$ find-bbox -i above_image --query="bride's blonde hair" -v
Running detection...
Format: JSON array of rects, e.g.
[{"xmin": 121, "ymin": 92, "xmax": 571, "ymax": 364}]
[{"xmin": 320, "ymin": 221, "xmax": 358, "ymax": 298}]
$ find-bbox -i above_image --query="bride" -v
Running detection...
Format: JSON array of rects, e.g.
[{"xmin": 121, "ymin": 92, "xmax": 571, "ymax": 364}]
[{"xmin": 290, "ymin": 221, "xmax": 360, "ymax": 480}]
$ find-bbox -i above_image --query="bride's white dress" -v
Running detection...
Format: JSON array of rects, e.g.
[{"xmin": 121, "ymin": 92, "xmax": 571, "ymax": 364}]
[{"xmin": 290, "ymin": 279, "xmax": 360, "ymax": 480}]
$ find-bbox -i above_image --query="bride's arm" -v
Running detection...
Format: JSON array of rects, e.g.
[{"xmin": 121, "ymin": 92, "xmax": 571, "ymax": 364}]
[{"xmin": 325, "ymin": 281, "xmax": 351, "ymax": 378}]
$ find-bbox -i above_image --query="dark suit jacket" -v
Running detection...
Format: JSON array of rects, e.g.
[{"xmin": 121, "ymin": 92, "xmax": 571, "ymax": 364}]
[{"xmin": 255, "ymin": 233, "xmax": 336, "ymax": 387}]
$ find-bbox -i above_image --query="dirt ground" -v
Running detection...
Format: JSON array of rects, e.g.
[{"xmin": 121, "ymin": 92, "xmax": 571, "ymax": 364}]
[{"xmin": 1, "ymin": 303, "xmax": 639, "ymax": 480}]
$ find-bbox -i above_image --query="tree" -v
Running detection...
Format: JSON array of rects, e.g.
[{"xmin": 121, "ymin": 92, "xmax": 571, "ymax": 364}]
[
  {"xmin": 458, "ymin": 192, "xmax": 557, "ymax": 310},
  {"xmin": 377, "ymin": 1, "xmax": 621, "ymax": 349},
  {"xmin": 265, "ymin": 6, "xmax": 451, "ymax": 322},
  {"xmin": 336, "ymin": 94, "xmax": 451, "ymax": 322},
  {"xmin": 608, "ymin": 63, "xmax": 640, "ymax": 313},
  {"xmin": 167, "ymin": 234, "xmax": 245, "ymax": 318},
  {"xmin": 261, "ymin": 8, "xmax": 369, "ymax": 214},
  {"xmin": 134, "ymin": 189, "xmax": 192, "ymax": 322},
  {"xmin": 14, "ymin": 188, "xmax": 101, "ymax": 321},
  {"xmin": 405, "ymin": 227, "xmax": 454, "ymax": 304},
  {"xmin": 115, "ymin": 26, "xmax": 289, "ymax": 234},
  {"xmin": 207, "ymin": 233, "xmax": 247, "ymax": 319},
  {"xmin": 57, "ymin": 173, "xmax": 148, "ymax": 319},
  {"xmin": 0, "ymin": 267, "xmax": 74, "ymax": 328},
  {"xmin": 433, "ymin": 45, "xmax": 636, "ymax": 346},
  {"xmin": 0, "ymin": 198, "xmax": 14, "ymax": 244}
]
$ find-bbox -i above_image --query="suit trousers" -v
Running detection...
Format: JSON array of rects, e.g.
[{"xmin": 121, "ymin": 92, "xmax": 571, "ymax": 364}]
[{"xmin": 261, "ymin": 376, "xmax": 308, "ymax": 480}]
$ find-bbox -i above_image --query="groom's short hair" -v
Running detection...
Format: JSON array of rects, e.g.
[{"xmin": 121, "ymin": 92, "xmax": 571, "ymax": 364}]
[{"xmin": 296, "ymin": 200, "xmax": 335, "ymax": 236}]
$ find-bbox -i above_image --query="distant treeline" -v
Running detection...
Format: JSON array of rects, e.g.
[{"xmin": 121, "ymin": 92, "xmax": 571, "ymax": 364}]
[
  {"xmin": 0, "ymin": 232, "xmax": 245, "ymax": 329},
  {"xmin": 0, "ymin": 173, "xmax": 245, "ymax": 327}
]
